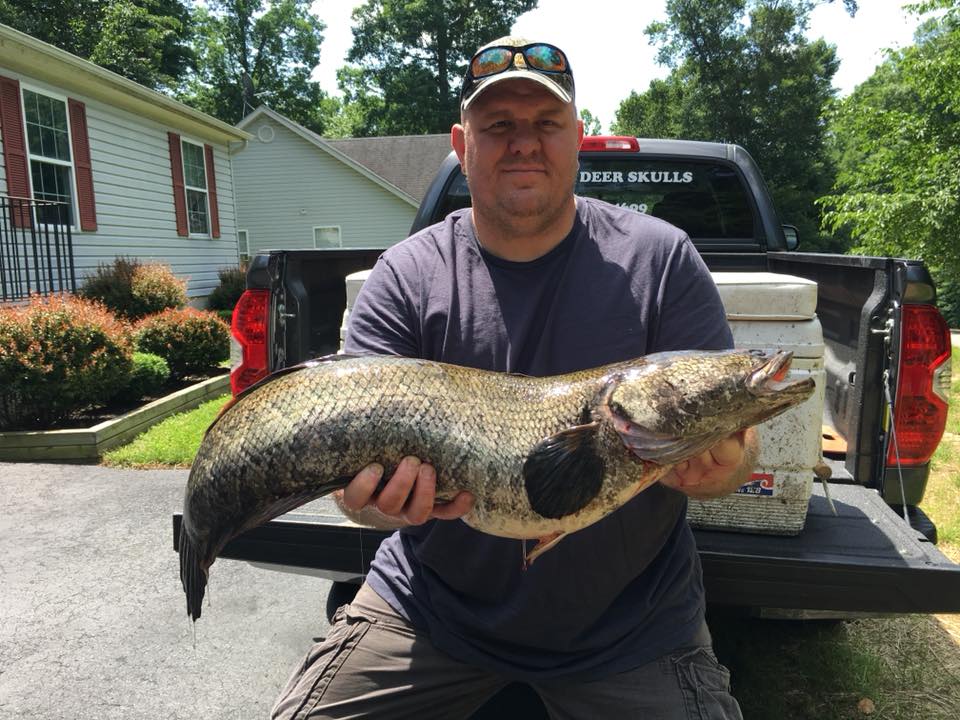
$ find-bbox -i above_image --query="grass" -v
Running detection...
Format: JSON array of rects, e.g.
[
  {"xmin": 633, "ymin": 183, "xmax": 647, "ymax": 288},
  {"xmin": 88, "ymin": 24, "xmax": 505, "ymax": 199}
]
[
  {"xmin": 104, "ymin": 350, "xmax": 960, "ymax": 717},
  {"xmin": 101, "ymin": 393, "xmax": 230, "ymax": 468}
]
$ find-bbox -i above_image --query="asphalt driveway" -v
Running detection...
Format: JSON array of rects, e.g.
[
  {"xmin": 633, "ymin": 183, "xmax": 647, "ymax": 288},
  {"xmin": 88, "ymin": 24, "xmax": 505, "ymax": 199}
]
[{"xmin": 0, "ymin": 462, "xmax": 331, "ymax": 720}]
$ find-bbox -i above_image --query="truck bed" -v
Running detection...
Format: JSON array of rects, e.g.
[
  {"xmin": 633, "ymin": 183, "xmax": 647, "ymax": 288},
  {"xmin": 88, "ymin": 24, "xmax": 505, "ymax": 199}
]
[{"xmin": 173, "ymin": 483, "xmax": 960, "ymax": 614}]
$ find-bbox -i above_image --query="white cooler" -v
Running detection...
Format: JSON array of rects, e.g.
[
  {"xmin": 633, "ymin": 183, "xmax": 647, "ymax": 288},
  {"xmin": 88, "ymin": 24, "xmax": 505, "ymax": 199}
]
[
  {"xmin": 341, "ymin": 269, "xmax": 826, "ymax": 535},
  {"xmin": 685, "ymin": 272, "xmax": 826, "ymax": 535}
]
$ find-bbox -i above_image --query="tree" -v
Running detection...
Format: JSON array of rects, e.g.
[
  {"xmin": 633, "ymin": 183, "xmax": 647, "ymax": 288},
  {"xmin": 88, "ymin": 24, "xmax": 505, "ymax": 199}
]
[
  {"xmin": 179, "ymin": 0, "xmax": 329, "ymax": 133},
  {"xmin": 341, "ymin": 0, "xmax": 537, "ymax": 136},
  {"xmin": 0, "ymin": 0, "xmax": 193, "ymax": 90},
  {"xmin": 89, "ymin": 1, "xmax": 194, "ymax": 88},
  {"xmin": 579, "ymin": 108, "xmax": 602, "ymax": 136},
  {"xmin": 821, "ymin": 0, "xmax": 960, "ymax": 323},
  {"xmin": 613, "ymin": 0, "xmax": 855, "ymax": 251}
]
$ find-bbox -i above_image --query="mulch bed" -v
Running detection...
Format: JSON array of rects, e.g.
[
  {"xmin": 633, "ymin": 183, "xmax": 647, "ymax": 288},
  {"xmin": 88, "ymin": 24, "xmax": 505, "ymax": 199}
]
[{"xmin": 6, "ymin": 369, "xmax": 228, "ymax": 432}]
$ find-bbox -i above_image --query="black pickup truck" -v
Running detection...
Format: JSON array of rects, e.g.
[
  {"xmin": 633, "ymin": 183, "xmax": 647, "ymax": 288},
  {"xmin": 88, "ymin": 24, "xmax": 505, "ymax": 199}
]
[{"xmin": 175, "ymin": 137, "xmax": 960, "ymax": 621}]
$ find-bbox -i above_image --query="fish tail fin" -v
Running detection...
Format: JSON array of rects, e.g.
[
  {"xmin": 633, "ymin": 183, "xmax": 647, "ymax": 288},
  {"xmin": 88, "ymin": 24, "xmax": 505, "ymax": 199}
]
[{"xmin": 179, "ymin": 523, "xmax": 207, "ymax": 622}]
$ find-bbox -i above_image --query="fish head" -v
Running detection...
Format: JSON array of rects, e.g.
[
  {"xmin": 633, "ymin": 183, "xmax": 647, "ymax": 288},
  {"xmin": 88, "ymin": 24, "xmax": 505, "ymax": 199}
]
[{"xmin": 600, "ymin": 349, "xmax": 816, "ymax": 464}]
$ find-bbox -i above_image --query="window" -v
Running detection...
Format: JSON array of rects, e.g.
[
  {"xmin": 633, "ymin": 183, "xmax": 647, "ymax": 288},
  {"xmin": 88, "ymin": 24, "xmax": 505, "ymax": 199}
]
[
  {"xmin": 313, "ymin": 226, "xmax": 342, "ymax": 249},
  {"xmin": 22, "ymin": 88, "xmax": 75, "ymax": 226},
  {"xmin": 237, "ymin": 229, "xmax": 249, "ymax": 261},
  {"xmin": 181, "ymin": 139, "xmax": 209, "ymax": 235}
]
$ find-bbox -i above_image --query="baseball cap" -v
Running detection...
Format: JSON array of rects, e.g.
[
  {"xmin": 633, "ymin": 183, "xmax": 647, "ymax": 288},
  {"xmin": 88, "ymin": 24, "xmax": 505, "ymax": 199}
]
[{"xmin": 460, "ymin": 36, "xmax": 575, "ymax": 111}]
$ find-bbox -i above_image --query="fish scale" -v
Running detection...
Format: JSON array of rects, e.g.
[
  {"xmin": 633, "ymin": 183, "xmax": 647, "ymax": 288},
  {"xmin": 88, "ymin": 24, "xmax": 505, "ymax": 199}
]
[{"xmin": 179, "ymin": 350, "xmax": 815, "ymax": 621}]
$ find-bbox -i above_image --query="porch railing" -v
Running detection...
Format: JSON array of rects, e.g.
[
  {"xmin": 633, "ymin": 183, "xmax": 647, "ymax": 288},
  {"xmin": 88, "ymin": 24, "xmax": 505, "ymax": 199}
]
[{"xmin": 0, "ymin": 196, "xmax": 76, "ymax": 302}]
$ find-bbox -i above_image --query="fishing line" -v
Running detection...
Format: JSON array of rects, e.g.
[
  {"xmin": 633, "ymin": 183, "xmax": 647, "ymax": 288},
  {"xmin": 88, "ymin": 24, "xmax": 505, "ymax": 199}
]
[{"xmin": 883, "ymin": 368, "xmax": 910, "ymax": 524}]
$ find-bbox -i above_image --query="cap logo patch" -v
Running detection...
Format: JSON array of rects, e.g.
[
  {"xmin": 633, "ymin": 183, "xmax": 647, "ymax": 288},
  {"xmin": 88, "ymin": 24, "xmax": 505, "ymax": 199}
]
[{"xmin": 514, "ymin": 54, "xmax": 527, "ymax": 68}]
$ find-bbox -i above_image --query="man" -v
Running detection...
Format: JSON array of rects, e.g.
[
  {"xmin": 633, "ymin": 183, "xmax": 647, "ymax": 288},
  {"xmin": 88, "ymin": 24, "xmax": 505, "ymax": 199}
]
[{"xmin": 273, "ymin": 37, "xmax": 752, "ymax": 719}]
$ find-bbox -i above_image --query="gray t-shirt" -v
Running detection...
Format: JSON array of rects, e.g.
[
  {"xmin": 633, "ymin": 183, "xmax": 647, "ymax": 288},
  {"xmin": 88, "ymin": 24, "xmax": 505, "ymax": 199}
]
[{"xmin": 343, "ymin": 197, "xmax": 733, "ymax": 681}]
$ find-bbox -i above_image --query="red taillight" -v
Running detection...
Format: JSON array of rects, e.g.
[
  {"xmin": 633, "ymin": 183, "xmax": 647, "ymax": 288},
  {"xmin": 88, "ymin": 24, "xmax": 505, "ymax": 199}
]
[
  {"xmin": 886, "ymin": 303, "xmax": 952, "ymax": 466},
  {"xmin": 580, "ymin": 136, "xmax": 640, "ymax": 152},
  {"xmin": 230, "ymin": 289, "xmax": 270, "ymax": 396}
]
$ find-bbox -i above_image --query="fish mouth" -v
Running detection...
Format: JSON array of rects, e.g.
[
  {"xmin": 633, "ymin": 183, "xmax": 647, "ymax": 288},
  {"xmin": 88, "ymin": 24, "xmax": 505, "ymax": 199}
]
[{"xmin": 747, "ymin": 350, "xmax": 815, "ymax": 400}]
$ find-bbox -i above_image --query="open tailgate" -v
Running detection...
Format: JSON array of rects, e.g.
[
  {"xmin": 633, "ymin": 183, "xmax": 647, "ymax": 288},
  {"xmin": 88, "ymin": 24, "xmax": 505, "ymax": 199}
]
[{"xmin": 173, "ymin": 484, "xmax": 960, "ymax": 614}]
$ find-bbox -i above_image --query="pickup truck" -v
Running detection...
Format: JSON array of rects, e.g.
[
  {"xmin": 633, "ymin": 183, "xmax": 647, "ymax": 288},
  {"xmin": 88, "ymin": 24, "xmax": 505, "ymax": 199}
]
[{"xmin": 175, "ymin": 136, "xmax": 960, "ymax": 625}]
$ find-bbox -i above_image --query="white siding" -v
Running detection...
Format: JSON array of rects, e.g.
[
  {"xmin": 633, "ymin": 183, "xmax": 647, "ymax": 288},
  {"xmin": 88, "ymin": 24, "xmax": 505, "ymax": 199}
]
[
  {"xmin": 232, "ymin": 117, "xmax": 416, "ymax": 256},
  {"xmin": 0, "ymin": 67, "xmax": 240, "ymax": 298}
]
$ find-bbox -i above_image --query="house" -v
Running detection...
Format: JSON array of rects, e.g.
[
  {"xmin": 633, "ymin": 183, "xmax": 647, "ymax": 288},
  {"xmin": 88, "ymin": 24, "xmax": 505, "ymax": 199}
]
[
  {"xmin": 0, "ymin": 23, "xmax": 250, "ymax": 302},
  {"xmin": 233, "ymin": 106, "xmax": 452, "ymax": 258}
]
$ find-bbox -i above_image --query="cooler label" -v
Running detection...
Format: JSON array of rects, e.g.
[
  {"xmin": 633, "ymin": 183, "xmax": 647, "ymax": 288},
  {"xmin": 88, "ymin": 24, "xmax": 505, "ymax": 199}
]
[{"xmin": 736, "ymin": 472, "xmax": 775, "ymax": 496}]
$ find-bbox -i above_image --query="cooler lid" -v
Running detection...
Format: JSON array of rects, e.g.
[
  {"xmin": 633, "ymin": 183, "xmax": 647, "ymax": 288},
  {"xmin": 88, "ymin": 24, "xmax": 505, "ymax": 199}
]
[{"xmin": 712, "ymin": 272, "xmax": 817, "ymax": 321}]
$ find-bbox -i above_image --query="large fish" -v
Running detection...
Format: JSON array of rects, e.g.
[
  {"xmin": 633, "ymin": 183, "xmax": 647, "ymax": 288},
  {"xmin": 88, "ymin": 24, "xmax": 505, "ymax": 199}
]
[{"xmin": 179, "ymin": 349, "xmax": 814, "ymax": 620}]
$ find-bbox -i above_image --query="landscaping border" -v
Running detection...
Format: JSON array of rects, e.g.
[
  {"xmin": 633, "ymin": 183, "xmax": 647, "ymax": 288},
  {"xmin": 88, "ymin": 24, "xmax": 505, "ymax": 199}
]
[{"xmin": 0, "ymin": 374, "xmax": 230, "ymax": 462}]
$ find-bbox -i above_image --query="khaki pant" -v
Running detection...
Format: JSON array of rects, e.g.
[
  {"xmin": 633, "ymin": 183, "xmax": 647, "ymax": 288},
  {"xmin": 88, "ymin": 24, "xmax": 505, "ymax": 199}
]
[{"xmin": 272, "ymin": 584, "xmax": 743, "ymax": 720}]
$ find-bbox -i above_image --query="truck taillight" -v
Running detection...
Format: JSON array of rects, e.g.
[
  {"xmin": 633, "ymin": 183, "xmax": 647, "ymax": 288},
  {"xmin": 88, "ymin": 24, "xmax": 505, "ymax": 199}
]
[
  {"xmin": 580, "ymin": 136, "xmax": 640, "ymax": 152},
  {"xmin": 887, "ymin": 303, "xmax": 952, "ymax": 466},
  {"xmin": 231, "ymin": 289, "xmax": 270, "ymax": 396}
]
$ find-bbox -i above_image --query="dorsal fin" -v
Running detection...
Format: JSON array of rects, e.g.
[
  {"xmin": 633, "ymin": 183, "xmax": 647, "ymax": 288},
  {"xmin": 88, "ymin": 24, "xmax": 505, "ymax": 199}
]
[{"xmin": 205, "ymin": 353, "xmax": 362, "ymax": 437}]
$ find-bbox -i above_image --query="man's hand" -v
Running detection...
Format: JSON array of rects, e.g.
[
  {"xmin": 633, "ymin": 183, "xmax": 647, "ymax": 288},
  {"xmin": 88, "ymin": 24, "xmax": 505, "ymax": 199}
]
[
  {"xmin": 659, "ymin": 428, "xmax": 759, "ymax": 500},
  {"xmin": 337, "ymin": 456, "xmax": 474, "ymax": 529}
]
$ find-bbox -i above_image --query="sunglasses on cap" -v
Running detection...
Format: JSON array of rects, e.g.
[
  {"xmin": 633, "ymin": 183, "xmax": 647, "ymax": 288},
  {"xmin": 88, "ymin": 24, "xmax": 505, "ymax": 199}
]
[{"xmin": 461, "ymin": 43, "xmax": 574, "ymax": 108}]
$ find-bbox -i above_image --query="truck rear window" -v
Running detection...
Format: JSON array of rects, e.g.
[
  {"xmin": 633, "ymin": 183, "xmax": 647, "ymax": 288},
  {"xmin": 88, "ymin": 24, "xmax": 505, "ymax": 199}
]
[{"xmin": 435, "ymin": 157, "xmax": 756, "ymax": 241}]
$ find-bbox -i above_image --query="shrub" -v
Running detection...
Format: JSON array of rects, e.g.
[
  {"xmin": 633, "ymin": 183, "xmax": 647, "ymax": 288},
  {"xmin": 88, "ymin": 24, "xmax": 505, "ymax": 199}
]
[
  {"xmin": 80, "ymin": 257, "xmax": 187, "ymax": 320},
  {"xmin": 130, "ymin": 263, "xmax": 188, "ymax": 318},
  {"xmin": 114, "ymin": 352, "xmax": 171, "ymax": 403},
  {"xmin": 134, "ymin": 308, "xmax": 229, "ymax": 378},
  {"xmin": 206, "ymin": 265, "xmax": 246, "ymax": 312},
  {"xmin": 0, "ymin": 294, "xmax": 133, "ymax": 429}
]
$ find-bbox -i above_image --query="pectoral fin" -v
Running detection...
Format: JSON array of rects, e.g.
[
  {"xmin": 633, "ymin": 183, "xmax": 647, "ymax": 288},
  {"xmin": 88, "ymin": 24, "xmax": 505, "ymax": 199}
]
[
  {"xmin": 523, "ymin": 422, "xmax": 605, "ymax": 519},
  {"xmin": 616, "ymin": 424, "xmax": 725, "ymax": 466}
]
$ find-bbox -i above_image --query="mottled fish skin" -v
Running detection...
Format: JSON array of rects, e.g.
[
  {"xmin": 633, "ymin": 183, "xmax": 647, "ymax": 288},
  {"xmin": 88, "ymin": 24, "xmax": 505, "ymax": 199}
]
[{"xmin": 179, "ymin": 349, "xmax": 815, "ymax": 620}]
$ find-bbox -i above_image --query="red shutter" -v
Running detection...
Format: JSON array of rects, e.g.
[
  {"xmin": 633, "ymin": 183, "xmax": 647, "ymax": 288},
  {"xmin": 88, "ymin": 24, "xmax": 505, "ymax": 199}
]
[
  {"xmin": 203, "ymin": 144, "xmax": 220, "ymax": 238},
  {"xmin": 0, "ymin": 75, "xmax": 32, "ymax": 228},
  {"xmin": 67, "ymin": 98, "xmax": 97, "ymax": 231},
  {"xmin": 168, "ymin": 131, "xmax": 188, "ymax": 236}
]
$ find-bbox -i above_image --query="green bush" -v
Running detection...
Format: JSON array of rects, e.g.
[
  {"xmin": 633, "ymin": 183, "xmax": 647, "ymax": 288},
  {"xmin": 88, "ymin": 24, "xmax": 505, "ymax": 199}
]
[
  {"xmin": 79, "ymin": 257, "xmax": 187, "ymax": 320},
  {"xmin": 206, "ymin": 265, "xmax": 246, "ymax": 312},
  {"xmin": 933, "ymin": 270, "xmax": 960, "ymax": 329},
  {"xmin": 114, "ymin": 352, "xmax": 170, "ymax": 403},
  {"xmin": 134, "ymin": 308, "xmax": 229, "ymax": 378},
  {"xmin": 0, "ymin": 294, "xmax": 133, "ymax": 429}
]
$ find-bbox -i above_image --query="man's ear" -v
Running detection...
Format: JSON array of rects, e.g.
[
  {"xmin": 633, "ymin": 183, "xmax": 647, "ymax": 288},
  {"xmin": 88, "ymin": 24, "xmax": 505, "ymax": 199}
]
[
  {"xmin": 577, "ymin": 118, "xmax": 585, "ymax": 148},
  {"xmin": 451, "ymin": 124, "xmax": 467, "ymax": 169}
]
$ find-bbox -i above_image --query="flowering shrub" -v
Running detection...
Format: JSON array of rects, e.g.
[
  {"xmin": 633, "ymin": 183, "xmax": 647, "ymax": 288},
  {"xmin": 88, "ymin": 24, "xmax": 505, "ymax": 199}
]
[
  {"xmin": 80, "ymin": 257, "xmax": 187, "ymax": 320},
  {"xmin": 0, "ymin": 295, "xmax": 133, "ymax": 429},
  {"xmin": 134, "ymin": 308, "xmax": 229, "ymax": 378},
  {"xmin": 206, "ymin": 265, "xmax": 246, "ymax": 312}
]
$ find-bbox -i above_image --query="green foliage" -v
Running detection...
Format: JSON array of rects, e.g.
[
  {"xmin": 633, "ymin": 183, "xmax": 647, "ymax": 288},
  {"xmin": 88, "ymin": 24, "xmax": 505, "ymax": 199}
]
[
  {"xmin": 821, "ymin": 1, "xmax": 960, "ymax": 322},
  {"xmin": 179, "ymin": 0, "xmax": 329, "ymax": 133},
  {"xmin": 340, "ymin": 0, "xmax": 537, "ymax": 136},
  {"xmin": 205, "ymin": 265, "xmax": 246, "ymax": 312},
  {"xmin": 579, "ymin": 108, "xmax": 602, "ymax": 135},
  {"xmin": 0, "ymin": 294, "xmax": 133, "ymax": 430},
  {"xmin": 134, "ymin": 308, "xmax": 230, "ymax": 378},
  {"xmin": 0, "ymin": 0, "xmax": 193, "ymax": 90},
  {"xmin": 79, "ymin": 257, "xmax": 187, "ymax": 320},
  {"xmin": 114, "ymin": 351, "xmax": 171, "ymax": 403},
  {"xmin": 614, "ymin": 0, "xmax": 853, "ymax": 252}
]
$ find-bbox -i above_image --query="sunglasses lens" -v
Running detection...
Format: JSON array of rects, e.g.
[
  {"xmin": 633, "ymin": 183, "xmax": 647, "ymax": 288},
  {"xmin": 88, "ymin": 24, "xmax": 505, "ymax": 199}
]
[
  {"xmin": 525, "ymin": 45, "xmax": 567, "ymax": 72},
  {"xmin": 471, "ymin": 48, "xmax": 514, "ymax": 78}
]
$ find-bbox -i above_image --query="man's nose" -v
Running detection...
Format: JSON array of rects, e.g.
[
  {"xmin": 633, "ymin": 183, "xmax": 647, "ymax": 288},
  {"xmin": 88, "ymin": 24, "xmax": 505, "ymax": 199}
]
[{"xmin": 508, "ymin": 124, "xmax": 540, "ymax": 155}]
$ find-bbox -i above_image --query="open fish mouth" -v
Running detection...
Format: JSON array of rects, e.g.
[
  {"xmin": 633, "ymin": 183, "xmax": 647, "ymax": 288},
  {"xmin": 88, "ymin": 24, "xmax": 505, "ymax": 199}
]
[{"xmin": 747, "ymin": 350, "xmax": 815, "ymax": 399}]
